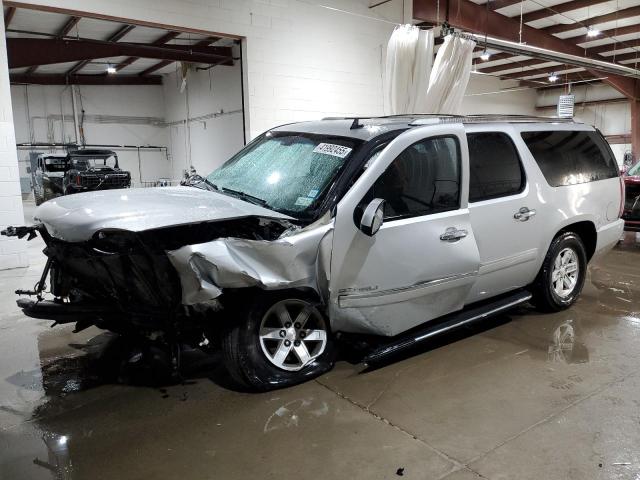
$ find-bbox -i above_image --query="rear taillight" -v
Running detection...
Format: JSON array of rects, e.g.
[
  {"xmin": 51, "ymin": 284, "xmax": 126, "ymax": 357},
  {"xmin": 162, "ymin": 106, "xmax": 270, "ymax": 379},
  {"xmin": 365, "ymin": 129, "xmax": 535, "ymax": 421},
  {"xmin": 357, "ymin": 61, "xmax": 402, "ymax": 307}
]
[
  {"xmin": 619, "ymin": 175, "xmax": 626, "ymax": 218},
  {"xmin": 75, "ymin": 175, "xmax": 82, "ymax": 186}
]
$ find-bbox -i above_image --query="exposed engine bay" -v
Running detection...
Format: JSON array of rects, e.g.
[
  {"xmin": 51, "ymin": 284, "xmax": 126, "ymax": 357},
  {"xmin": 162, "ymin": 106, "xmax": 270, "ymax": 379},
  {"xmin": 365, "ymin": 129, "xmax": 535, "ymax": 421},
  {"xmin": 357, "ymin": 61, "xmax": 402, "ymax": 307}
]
[{"xmin": 2, "ymin": 214, "xmax": 331, "ymax": 343}]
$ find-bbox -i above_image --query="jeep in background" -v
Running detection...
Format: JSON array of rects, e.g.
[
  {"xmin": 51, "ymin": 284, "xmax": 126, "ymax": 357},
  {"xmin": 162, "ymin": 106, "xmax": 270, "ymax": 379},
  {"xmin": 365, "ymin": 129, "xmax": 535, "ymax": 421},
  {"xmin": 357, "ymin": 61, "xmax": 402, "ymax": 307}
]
[
  {"xmin": 31, "ymin": 153, "xmax": 69, "ymax": 205},
  {"xmin": 63, "ymin": 149, "xmax": 131, "ymax": 195}
]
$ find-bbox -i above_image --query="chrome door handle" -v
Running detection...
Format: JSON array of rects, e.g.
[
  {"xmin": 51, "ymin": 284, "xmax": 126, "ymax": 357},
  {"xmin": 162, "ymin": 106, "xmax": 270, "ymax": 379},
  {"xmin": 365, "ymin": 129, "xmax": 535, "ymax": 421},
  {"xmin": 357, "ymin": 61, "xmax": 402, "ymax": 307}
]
[
  {"xmin": 514, "ymin": 207, "xmax": 536, "ymax": 222},
  {"xmin": 440, "ymin": 227, "xmax": 468, "ymax": 242}
]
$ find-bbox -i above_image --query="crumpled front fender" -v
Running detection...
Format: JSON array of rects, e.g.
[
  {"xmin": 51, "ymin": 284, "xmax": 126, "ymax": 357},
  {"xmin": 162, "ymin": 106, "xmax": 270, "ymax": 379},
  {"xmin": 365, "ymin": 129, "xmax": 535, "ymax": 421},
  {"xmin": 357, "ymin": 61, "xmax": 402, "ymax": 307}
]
[{"xmin": 166, "ymin": 221, "xmax": 334, "ymax": 306}]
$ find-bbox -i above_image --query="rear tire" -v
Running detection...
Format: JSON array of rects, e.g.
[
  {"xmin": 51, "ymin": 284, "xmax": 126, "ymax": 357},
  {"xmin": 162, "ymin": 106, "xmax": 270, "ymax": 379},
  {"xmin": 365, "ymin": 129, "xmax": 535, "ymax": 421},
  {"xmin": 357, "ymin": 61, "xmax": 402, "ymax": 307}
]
[
  {"xmin": 221, "ymin": 292, "xmax": 335, "ymax": 391},
  {"xmin": 531, "ymin": 232, "xmax": 587, "ymax": 312}
]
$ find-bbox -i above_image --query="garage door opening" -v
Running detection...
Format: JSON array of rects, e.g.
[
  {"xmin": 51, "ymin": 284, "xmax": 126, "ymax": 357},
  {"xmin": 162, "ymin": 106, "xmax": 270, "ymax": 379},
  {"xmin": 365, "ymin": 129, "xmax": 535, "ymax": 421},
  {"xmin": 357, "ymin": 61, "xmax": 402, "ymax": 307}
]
[{"xmin": 4, "ymin": 2, "xmax": 246, "ymax": 208}]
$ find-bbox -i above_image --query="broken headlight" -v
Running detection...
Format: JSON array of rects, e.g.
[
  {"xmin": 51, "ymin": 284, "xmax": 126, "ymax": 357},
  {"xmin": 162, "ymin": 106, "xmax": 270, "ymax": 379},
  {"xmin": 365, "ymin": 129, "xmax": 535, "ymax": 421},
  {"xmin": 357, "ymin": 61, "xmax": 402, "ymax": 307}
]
[{"xmin": 91, "ymin": 229, "xmax": 140, "ymax": 254}]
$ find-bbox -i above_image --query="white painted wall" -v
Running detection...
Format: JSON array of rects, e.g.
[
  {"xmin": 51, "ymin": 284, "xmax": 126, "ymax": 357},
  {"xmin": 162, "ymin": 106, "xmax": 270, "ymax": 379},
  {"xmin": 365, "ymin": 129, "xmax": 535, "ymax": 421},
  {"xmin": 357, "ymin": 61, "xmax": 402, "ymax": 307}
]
[
  {"xmin": 10, "ymin": 84, "xmax": 171, "ymax": 185},
  {"xmin": 462, "ymin": 75, "xmax": 537, "ymax": 115},
  {"xmin": 0, "ymin": 11, "xmax": 27, "ymax": 270},
  {"xmin": 17, "ymin": 0, "xmax": 406, "ymax": 141},
  {"xmin": 163, "ymin": 61, "xmax": 244, "ymax": 178}
]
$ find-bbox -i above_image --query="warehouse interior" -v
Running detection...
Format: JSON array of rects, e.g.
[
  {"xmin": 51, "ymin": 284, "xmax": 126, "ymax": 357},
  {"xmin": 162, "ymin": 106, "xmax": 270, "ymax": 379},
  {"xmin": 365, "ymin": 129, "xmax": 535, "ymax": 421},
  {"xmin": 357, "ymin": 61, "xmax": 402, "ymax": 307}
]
[{"xmin": 1, "ymin": 1, "xmax": 640, "ymax": 479}]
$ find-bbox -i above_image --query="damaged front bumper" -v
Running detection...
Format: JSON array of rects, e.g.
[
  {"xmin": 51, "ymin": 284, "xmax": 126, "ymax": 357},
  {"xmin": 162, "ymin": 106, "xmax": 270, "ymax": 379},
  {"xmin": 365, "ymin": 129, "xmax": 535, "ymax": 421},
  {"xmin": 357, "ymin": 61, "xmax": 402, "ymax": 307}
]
[{"xmin": 3, "ymin": 214, "xmax": 334, "ymax": 340}]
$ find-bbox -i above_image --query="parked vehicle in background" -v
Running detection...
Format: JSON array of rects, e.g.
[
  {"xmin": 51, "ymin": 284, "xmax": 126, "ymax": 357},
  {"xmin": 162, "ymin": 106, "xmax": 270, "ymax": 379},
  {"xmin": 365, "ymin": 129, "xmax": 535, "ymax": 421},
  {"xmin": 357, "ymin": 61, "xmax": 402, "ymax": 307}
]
[
  {"xmin": 31, "ymin": 153, "xmax": 69, "ymax": 205},
  {"xmin": 4, "ymin": 115, "xmax": 624, "ymax": 391},
  {"xmin": 62, "ymin": 149, "xmax": 131, "ymax": 195},
  {"xmin": 623, "ymin": 162, "xmax": 640, "ymax": 231}
]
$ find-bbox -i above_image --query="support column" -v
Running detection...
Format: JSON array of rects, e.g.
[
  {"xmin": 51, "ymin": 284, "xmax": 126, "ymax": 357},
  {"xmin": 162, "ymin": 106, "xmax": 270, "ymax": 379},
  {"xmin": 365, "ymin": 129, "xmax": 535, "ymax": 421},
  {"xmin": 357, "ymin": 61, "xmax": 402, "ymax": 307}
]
[
  {"xmin": 0, "ymin": 1, "xmax": 27, "ymax": 270},
  {"xmin": 631, "ymin": 99, "xmax": 640, "ymax": 164}
]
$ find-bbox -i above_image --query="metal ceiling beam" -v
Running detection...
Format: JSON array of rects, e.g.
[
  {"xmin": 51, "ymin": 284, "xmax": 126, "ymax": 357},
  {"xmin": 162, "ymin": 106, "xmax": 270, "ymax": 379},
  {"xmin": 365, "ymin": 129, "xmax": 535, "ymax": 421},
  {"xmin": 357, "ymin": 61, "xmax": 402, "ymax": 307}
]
[
  {"xmin": 565, "ymin": 23, "xmax": 640, "ymax": 43},
  {"xmin": 413, "ymin": 0, "xmax": 639, "ymax": 98},
  {"xmin": 4, "ymin": 6, "xmax": 16, "ymax": 28},
  {"xmin": 10, "ymin": 73, "xmax": 162, "ymax": 85},
  {"xmin": 67, "ymin": 24, "xmax": 136, "ymax": 75},
  {"xmin": 28, "ymin": 16, "xmax": 82, "ymax": 76},
  {"xmin": 544, "ymin": 6, "xmax": 640, "ymax": 35},
  {"xmin": 8, "ymin": 38, "xmax": 233, "ymax": 69},
  {"xmin": 58, "ymin": 15, "xmax": 80, "ymax": 37},
  {"xmin": 520, "ymin": 0, "xmax": 610, "ymax": 24},
  {"xmin": 487, "ymin": 0, "xmax": 523, "ymax": 10},
  {"xmin": 501, "ymin": 64, "xmax": 588, "ymax": 80},
  {"xmin": 115, "ymin": 31, "xmax": 180, "ymax": 72},
  {"xmin": 139, "ymin": 36, "xmax": 222, "ymax": 76},
  {"xmin": 587, "ymin": 38, "xmax": 640, "ymax": 56},
  {"xmin": 479, "ymin": 57, "xmax": 553, "ymax": 74}
]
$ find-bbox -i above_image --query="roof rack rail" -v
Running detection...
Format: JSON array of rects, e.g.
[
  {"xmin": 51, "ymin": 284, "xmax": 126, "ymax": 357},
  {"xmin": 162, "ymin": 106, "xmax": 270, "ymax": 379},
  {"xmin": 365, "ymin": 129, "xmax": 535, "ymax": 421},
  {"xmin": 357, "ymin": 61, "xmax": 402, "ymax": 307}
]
[
  {"xmin": 321, "ymin": 114, "xmax": 574, "ymax": 124},
  {"xmin": 409, "ymin": 114, "xmax": 574, "ymax": 125}
]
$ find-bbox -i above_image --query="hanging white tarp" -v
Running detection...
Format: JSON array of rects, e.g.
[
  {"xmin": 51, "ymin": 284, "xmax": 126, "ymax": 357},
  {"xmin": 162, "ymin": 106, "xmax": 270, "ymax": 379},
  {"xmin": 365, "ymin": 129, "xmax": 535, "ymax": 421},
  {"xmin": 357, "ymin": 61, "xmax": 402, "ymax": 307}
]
[
  {"xmin": 384, "ymin": 27, "xmax": 475, "ymax": 115},
  {"xmin": 425, "ymin": 34, "xmax": 476, "ymax": 114},
  {"xmin": 384, "ymin": 25, "xmax": 434, "ymax": 115}
]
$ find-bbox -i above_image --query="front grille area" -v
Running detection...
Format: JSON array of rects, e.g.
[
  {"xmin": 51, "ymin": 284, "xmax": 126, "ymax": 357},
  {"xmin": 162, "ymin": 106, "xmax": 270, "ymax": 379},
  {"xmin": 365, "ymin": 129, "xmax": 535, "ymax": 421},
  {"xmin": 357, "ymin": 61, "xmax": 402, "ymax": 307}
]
[
  {"xmin": 80, "ymin": 174, "xmax": 129, "ymax": 189},
  {"xmin": 623, "ymin": 183, "xmax": 640, "ymax": 221}
]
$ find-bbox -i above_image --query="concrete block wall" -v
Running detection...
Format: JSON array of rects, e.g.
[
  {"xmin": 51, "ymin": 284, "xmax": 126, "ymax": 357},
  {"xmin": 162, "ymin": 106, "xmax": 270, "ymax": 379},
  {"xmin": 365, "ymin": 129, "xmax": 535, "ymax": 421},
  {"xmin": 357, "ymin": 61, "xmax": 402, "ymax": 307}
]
[
  {"xmin": 15, "ymin": 0, "xmax": 404, "ymax": 140},
  {"xmin": 0, "ymin": 8, "xmax": 27, "ymax": 269}
]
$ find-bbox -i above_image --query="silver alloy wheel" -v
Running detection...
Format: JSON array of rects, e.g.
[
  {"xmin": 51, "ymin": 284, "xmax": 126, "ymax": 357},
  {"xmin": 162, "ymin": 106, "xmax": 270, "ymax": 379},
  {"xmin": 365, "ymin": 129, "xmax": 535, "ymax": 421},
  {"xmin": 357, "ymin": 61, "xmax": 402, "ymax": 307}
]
[
  {"xmin": 551, "ymin": 247, "xmax": 579, "ymax": 298},
  {"xmin": 258, "ymin": 299, "xmax": 328, "ymax": 372}
]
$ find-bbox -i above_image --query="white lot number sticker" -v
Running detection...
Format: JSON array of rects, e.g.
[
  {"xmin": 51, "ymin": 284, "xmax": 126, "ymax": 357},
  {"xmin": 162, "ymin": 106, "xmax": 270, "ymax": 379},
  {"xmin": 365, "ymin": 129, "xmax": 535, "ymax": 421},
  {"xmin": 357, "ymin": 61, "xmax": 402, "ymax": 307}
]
[{"xmin": 313, "ymin": 143, "xmax": 352, "ymax": 158}]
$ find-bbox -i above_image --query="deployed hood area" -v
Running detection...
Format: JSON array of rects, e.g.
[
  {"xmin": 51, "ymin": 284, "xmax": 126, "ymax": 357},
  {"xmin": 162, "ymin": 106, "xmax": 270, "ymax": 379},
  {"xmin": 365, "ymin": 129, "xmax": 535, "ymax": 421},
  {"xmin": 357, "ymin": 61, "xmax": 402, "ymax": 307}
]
[{"xmin": 34, "ymin": 186, "xmax": 294, "ymax": 242}]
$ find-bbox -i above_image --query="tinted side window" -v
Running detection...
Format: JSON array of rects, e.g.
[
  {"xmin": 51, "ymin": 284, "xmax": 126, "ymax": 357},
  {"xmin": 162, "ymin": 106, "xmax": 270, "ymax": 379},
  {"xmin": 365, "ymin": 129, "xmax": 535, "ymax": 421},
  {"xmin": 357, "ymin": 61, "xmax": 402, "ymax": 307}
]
[
  {"xmin": 370, "ymin": 136, "xmax": 460, "ymax": 220},
  {"xmin": 521, "ymin": 130, "xmax": 619, "ymax": 187},
  {"xmin": 468, "ymin": 132, "xmax": 525, "ymax": 202}
]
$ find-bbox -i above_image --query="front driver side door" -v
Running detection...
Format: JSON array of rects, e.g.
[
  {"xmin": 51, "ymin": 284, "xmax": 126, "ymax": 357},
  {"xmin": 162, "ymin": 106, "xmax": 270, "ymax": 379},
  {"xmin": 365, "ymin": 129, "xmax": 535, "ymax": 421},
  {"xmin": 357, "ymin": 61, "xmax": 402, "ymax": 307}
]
[{"xmin": 329, "ymin": 124, "xmax": 481, "ymax": 337}]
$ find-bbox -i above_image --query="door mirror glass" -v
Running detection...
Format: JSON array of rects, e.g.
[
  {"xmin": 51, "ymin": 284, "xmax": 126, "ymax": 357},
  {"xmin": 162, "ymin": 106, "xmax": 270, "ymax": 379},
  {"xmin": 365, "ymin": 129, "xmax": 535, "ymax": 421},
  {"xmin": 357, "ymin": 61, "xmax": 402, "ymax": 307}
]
[{"xmin": 359, "ymin": 198, "xmax": 385, "ymax": 236}]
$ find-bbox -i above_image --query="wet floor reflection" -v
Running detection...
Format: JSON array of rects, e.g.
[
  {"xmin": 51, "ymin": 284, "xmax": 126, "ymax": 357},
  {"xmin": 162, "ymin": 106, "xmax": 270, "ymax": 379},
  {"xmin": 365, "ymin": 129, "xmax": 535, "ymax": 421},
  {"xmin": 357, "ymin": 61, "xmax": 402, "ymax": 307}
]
[{"xmin": 0, "ymin": 232, "xmax": 639, "ymax": 479}]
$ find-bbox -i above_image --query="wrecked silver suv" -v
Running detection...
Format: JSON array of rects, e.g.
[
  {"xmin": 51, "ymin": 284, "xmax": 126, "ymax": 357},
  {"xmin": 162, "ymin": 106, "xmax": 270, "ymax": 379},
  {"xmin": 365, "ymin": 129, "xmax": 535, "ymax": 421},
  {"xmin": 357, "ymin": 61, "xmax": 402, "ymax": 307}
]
[{"xmin": 4, "ymin": 115, "xmax": 624, "ymax": 390}]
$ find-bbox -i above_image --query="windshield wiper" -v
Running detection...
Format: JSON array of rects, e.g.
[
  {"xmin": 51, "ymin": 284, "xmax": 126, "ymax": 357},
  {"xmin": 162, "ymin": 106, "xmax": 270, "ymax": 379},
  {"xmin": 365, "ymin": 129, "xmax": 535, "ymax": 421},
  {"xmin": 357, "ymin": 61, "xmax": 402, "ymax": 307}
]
[
  {"xmin": 221, "ymin": 187, "xmax": 270, "ymax": 208},
  {"xmin": 203, "ymin": 178, "xmax": 219, "ymax": 191}
]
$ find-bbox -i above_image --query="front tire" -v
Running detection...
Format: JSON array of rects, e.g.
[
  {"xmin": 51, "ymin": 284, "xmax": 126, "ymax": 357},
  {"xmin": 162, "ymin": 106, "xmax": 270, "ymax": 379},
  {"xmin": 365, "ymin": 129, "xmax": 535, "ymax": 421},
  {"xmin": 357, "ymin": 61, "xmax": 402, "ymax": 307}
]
[
  {"xmin": 221, "ymin": 293, "xmax": 335, "ymax": 391},
  {"xmin": 532, "ymin": 232, "xmax": 587, "ymax": 312}
]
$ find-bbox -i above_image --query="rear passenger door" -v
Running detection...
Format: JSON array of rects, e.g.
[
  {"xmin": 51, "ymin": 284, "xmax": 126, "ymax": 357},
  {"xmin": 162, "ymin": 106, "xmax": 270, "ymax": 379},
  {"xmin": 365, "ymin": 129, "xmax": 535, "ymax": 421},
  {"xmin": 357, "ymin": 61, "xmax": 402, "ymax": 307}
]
[{"xmin": 464, "ymin": 130, "xmax": 543, "ymax": 303}]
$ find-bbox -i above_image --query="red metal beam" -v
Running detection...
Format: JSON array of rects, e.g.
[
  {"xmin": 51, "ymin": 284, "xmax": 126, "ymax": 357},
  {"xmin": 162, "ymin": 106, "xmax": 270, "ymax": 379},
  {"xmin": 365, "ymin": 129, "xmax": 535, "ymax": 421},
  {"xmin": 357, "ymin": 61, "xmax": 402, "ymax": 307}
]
[
  {"xmin": 139, "ymin": 36, "xmax": 222, "ymax": 76},
  {"xmin": 8, "ymin": 38, "xmax": 233, "ymax": 68},
  {"xmin": 67, "ymin": 24, "xmax": 136, "ymax": 75},
  {"xmin": 500, "ymin": 64, "xmax": 581, "ymax": 80},
  {"xmin": 4, "ymin": 6, "xmax": 16, "ymax": 28},
  {"xmin": 58, "ymin": 15, "xmax": 80, "ymax": 37},
  {"xmin": 565, "ymin": 23, "xmax": 640, "ymax": 43},
  {"xmin": 586, "ymin": 38, "xmax": 640, "ymax": 56},
  {"xmin": 544, "ymin": 6, "xmax": 640, "ymax": 35},
  {"xmin": 30, "ymin": 16, "xmax": 82, "ymax": 76},
  {"xmin": 488, "ymin": 0, "xmax": 523, "ymax": 10},
  {"xmin": 632, "ymin": 100, "xmax": 640, "ymax": 159},
  {"xmin": 413, "ymin": 0, "xmax": 639, "ymax": 98},
  {"xmin": 10, "ymin": 73, "xmax": 162, "ymax": 85},
  {"xmin": 520, "ymin": 0, "xmax": 610, "ymax": 24},
  {"xmin": 115, "ymin": 31, "xmax": 180, "ymax": 72}
]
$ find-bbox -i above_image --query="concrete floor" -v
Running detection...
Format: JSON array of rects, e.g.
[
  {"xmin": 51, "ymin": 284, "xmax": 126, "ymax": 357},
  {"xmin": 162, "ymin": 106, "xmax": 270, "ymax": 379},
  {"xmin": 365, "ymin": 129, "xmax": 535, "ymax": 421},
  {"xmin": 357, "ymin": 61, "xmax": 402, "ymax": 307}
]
[{"xmin": 1, "ymin": 201, "xmax": 640, "ymax": 480}]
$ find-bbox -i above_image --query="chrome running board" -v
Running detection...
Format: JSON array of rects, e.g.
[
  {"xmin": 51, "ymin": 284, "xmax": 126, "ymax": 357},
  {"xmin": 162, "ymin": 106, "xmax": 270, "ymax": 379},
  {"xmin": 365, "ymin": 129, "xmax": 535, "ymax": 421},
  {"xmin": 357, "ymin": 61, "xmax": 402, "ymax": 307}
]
[{"xmin": 363, "ymin": 290, "xmax": 532, "ymax": 364}]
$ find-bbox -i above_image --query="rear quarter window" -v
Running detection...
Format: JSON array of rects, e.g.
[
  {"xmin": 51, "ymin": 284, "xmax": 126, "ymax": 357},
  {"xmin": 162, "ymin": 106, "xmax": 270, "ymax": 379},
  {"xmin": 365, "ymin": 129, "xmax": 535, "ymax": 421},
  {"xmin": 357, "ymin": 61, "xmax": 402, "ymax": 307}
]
[{"xmin": 521, "ymin": 130, "xmax": 619, "ymax": 187}]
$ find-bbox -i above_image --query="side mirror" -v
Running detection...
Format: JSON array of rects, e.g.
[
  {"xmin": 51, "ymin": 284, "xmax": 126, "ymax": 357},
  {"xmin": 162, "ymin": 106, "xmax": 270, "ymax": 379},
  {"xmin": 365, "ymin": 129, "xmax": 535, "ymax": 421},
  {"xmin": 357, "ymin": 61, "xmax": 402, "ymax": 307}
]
[
  {"xmin": 359, "ymin": 198, "xmax": 385, "ymax": 236},
  {"xmin": 26, "ymin": 166, "xmax": 31, "ymax": 173}
]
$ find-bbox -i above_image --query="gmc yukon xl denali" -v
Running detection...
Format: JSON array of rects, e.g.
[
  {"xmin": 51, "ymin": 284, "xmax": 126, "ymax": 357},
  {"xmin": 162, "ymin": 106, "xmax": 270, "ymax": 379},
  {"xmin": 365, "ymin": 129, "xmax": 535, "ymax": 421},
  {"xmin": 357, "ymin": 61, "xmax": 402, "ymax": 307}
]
[{"xmin": 3, "ymin": 115, "xmax": 624, "ymax": 391}]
